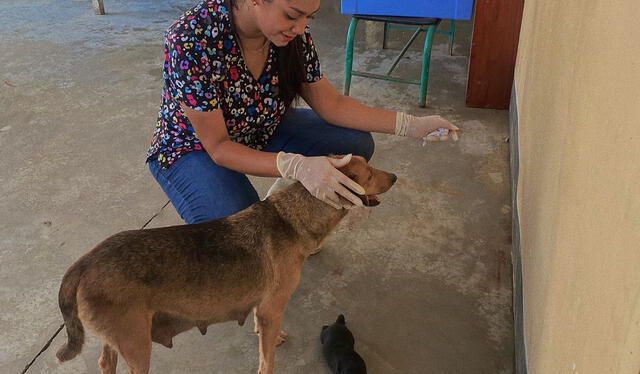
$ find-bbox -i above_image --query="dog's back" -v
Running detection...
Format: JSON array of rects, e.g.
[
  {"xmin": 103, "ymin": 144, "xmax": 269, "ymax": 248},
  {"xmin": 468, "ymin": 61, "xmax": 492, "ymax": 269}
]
[
  {"xmin": 81, "ymin": 198, "xmax": 301, "ymax": 286},
  {"xmin": 75, "ymin": 207, "xmax": 274, "ymax": 303}
]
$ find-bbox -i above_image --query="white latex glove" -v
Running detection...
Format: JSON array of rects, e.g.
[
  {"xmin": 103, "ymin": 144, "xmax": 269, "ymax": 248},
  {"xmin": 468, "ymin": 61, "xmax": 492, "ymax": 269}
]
[
  {"xmin": 395, "ymin": 112, "xmax": 460, "ymax": 141},
  {"xmin": 276, "ymin": 152, "xmax": 365, "ymax": 209}
]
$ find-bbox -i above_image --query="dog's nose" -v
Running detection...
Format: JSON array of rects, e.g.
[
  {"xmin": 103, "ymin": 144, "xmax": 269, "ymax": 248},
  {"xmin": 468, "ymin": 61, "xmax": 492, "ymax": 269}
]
[{"xmin": 391, "ymin": 174, "xmax": 397, "ymax": 184}]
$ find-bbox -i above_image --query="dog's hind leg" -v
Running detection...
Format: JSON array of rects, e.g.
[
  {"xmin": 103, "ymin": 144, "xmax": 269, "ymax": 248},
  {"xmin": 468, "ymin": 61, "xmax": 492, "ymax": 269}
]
[
  {"xmin": 98, "ymin": 344, "xmax": 118, "ymax": 374},
  {"xmin": 112, "ymin": 310, "xmax": 153, "ymax": 374}
]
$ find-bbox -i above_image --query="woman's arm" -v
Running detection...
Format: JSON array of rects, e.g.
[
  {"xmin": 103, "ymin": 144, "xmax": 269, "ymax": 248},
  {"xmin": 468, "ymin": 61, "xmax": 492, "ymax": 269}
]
[
  {"xmin": 181, "ymin": 105, "xmax": 280, "ymax": 177},
  {"xmin": 300, "ymin": 77, "xmax": 397, "ymax": 134}
]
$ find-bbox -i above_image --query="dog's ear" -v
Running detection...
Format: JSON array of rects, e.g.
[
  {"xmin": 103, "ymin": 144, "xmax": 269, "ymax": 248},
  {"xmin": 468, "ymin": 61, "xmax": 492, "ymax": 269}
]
[
  {"xmin": 329, "ymin": 155, "xmax": 359, "ymax": 181},
  {"xmin": 328, "ymin": 154, "xmax": 354, "ymax": 168}
]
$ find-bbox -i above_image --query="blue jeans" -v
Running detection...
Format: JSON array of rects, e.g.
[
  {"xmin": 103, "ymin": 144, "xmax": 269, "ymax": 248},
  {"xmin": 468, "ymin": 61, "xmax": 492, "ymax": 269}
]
[{"xmin": 147, "ymin": 108, "xmax": 375, "ymax": 223}]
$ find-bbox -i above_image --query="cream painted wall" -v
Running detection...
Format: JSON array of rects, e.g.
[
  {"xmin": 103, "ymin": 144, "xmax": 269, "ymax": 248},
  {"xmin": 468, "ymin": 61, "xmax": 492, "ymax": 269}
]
[{"xmin": 514, "ymin": 0, "xmax": 640, "ymax": 373}]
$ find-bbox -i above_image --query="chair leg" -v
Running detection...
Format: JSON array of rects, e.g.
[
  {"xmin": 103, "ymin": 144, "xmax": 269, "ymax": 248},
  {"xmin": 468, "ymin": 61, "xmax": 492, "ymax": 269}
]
[
  {"xmin": 382, "ymin": 22, "xmax": 388, "ymax": 49},
  {"xmin": 344, "ymin": 17, "xmax": 359, "ymax": 95},
  {"xmin": 92, "ymin": 0, "xmax": 105, "ymax": 15},
  {"xmin": 419, "ymin": 25, "xmax": 437, "ymax": 107},
  {"xmin": 448, "ymin": 20, "xmax": 456, "ymax": 56},
  {"xmin": 386, "ymin": 27, "xmax": 422, "ymax": 76}
]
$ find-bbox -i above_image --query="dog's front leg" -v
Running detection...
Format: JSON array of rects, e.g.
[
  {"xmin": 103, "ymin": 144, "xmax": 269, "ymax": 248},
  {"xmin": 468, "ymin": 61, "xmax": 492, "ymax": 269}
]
[
  {"xmin": 254, "ymin": 307, "xmax": 288, "ymax": 346},
  {"xmin": 255, "ymin": 299, "xmax": 288, "ymax": 374}
]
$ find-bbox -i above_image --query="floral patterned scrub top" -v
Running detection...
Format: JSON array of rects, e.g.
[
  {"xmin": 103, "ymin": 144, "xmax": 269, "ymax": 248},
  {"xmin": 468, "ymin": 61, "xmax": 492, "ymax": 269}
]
[{"xmin": 147, "ymin": 0, "xmax": 323, "ymax": 168}]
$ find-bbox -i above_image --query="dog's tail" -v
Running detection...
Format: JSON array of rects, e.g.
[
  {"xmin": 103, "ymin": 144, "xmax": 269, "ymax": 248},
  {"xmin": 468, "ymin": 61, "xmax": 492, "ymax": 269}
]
[
  {"xmin": 56, "ymin": 261, "xmax": 86, "ymax": 362},
  {"xmin": 336, "ymin": 314, "xmax": 346, "ymax": 325}
]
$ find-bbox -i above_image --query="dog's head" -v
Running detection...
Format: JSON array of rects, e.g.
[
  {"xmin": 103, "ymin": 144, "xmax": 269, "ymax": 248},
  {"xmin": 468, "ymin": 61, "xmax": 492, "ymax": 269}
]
[{"xmin": 333, "ymin": 155, "xmax": 397, "ymax": 207}]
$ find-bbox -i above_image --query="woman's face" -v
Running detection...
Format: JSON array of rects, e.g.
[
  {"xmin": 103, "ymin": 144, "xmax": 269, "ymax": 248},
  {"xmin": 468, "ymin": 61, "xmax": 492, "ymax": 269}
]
[{"xmin": 254, "ymin": 0, "xmax": 321, "ymax": 46}]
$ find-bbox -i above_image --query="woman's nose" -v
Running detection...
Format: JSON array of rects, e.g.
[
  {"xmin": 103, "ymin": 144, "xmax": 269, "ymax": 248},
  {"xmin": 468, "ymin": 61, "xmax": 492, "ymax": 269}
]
[{"xmin": 292, "ymin": 19, "xmax": 308, "ymax": 35}]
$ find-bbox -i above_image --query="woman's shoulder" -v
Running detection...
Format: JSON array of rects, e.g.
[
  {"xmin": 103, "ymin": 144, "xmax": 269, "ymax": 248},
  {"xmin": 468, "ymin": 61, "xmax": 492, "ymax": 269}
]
[{"xmin": 165, "ymin": 0, "xmax": 232, "ymax": 43}]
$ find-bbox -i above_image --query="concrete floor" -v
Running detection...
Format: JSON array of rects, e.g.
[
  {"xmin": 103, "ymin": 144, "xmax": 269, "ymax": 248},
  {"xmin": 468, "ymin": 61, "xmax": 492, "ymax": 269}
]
[{"xmin": 0, "ymin": 0, "xmax": 513, "ymax": 373}]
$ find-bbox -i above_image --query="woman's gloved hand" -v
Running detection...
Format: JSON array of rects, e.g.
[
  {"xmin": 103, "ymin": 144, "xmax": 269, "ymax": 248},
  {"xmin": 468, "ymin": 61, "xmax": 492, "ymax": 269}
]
[
  {"xmin": 276, "ymin": 152, "xmax": 365, "ymax": 209},
  {"xmin": 395, "ymin": 112, "xmax": 460, "ymax": 141}
]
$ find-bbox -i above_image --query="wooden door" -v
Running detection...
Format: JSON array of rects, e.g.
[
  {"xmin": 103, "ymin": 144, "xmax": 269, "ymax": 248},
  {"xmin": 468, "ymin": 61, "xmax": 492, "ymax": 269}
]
[{"xmin": 466, "ymin": 0, "xmax": 525, "ymax": 109}]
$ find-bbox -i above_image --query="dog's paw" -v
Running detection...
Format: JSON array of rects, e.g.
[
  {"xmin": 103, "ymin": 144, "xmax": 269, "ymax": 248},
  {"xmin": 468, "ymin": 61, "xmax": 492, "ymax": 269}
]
[{"xmin": 276, "ymin": 330, "xmax": 288, "ymax": 346}]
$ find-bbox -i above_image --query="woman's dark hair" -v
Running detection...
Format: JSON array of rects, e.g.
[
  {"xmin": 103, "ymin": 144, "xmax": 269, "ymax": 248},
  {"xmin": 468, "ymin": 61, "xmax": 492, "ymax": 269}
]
[
  {"xmin": 228, "ymin": 0, "xmax": 307, "ymax": 107},
  {"xmin": 276, "ymin": 35, "xmax": 306, "ymax": 106}
]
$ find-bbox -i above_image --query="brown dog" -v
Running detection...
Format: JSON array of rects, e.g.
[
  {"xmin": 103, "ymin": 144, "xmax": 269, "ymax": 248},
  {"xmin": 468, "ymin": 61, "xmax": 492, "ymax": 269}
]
[{"xmin": 56, "ymin": 155, "xmax": 396, "ymax": 374}]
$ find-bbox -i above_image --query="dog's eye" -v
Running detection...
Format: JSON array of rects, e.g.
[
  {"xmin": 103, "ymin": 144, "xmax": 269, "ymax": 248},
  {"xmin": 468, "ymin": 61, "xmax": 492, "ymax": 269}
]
[{"xmin": 367, "ymin": 173, "xmax": 373, "ymax": 181}]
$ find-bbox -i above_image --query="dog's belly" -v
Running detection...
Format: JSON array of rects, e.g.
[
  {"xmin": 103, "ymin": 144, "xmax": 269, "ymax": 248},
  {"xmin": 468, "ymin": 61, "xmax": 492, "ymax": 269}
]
[
  {"xmin": 149, "ymin": 300, "xmax": 257, "ymax": 348},
  {"xmin": 150, "ymin": 303, "xmax": 255, "ymax": 348},
  {"xmin": 152, "ymin": 290, "xmax": 261, "ymax": 324}
]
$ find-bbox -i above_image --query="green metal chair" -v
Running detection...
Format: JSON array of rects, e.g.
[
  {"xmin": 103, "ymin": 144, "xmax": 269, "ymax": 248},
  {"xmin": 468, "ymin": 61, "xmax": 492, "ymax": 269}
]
[{"xmin": 344, "ymin": 15, "xmax": 456, "ymax": 107}]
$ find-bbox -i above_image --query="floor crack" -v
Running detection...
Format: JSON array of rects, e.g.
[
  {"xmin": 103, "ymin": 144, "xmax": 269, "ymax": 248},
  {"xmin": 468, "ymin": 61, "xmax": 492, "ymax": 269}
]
[
  {"xmin": 141, "ymin": 200, "xmax": 171, "ymax": 229},
  {"xmin": 21, "ymin": 324, "xmax": 64, "ymax": 374}
]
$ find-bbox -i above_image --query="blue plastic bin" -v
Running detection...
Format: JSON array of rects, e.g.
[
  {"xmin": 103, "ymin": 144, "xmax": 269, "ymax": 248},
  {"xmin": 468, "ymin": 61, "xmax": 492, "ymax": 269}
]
[{"xmin": 341, "ymin": 0, "xmax": 475, "ymax": 20}]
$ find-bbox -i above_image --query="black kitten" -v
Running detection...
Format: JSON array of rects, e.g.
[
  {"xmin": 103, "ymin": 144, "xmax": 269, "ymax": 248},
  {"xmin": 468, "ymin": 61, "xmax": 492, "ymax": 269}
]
[{"xmin": 320, "ymin": 314, "xmax": 367, "ymax": 374}]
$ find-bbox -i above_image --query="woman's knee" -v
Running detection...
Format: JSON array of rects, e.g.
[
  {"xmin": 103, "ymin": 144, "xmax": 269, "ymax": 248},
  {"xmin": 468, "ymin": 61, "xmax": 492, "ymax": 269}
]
[
  {"xmin": 185, "ymin": 193, "xmax": 258, "ymax": 223},
  {"xmin": 178, "ymin": 171, "xmax": 259, "ymax": 223},
  {"xmin": 316, "ymin": 129, "xmax": 374, "ymax": 161},
  {"xmin": 351, "ymin": 131, "xmax": 375, "ymax": 161}
]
